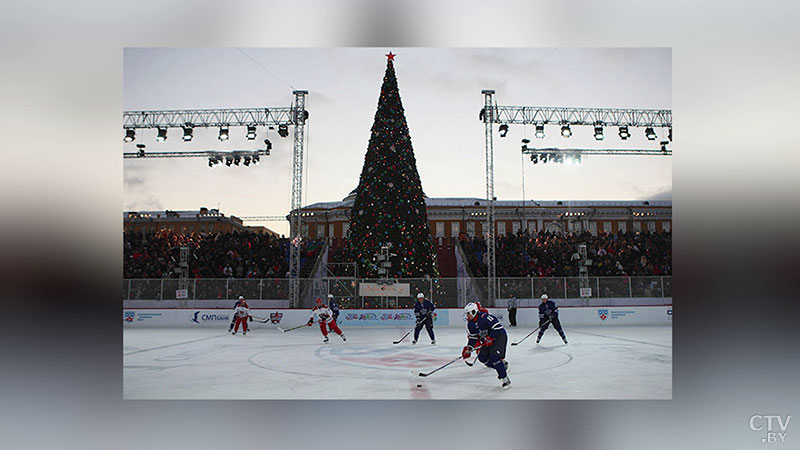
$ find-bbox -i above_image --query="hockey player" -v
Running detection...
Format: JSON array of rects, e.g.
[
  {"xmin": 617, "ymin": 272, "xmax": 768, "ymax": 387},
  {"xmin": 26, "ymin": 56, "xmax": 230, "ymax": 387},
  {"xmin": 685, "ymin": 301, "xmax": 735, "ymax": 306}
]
[
  {"xmin": 307, "ymin": 298, "xmax": 346, "ymax": 343},
  {"xmin": 231, "ymin": 299, "xmax": 251, "ymax": 335},
  {"xmin": 228, "ymin": 296, "xmax": 247, "ymax": 332},
  {"xmin": 327, "ymin": 294, "xmax": 340, "ymax": 323},
  {"xmin": 536, "ymin": 294, "xmax": 568, "ymax": 344},
  {"xmin": 412, "ymin": 293, "xmax": 436, "ymax": 345},
  {"xmin": 462, "ymin": 302, "xmax": 511, "ymax": 389}
]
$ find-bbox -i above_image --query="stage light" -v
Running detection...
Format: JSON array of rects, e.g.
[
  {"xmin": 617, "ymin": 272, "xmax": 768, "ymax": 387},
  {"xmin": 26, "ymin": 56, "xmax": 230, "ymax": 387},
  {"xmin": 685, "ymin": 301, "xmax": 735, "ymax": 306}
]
[
  {"xmin": 561, "ymin": 124, "xmax": 572, "ymax": 138},
  {"xmin": 234, "ymin": 155, "xmax": 241, "ymax": 166},
  {"xmin": 243, "ymin": 156, "xmax": 251, "ymax": 166},
  {"xmin": 208, "ymin": 158, "xmax": 215, "ymax": 168},
  {"xmin": 252, "ymin": 154, "xmax": 260, "ymax": 165},
  {"xmin": 660, "ymin": 141, "xmax": 669, "ymax": 153},
  {"xmin": 499, "ymin": 124, "xmax": 509, "ymax": 137},
  {"xmin": 535, "ymin": 124, "xmax": 545, "ymax": 139},
  {"xmin": 124, "ymin": 128, "xmax": 135, "ymax": 142},
  {"xmin": 668, "ymin": 126, "xmax": 672, "ymax": 142},
  {"xmin": 619, "ymin": 126, "xmax": 630, "ymax": 140},
  {"xmin": 531, "ymin": 154, "xmax": 538, "ymax": 164},
  {"xmin": 136, "ymin": 144, "xmax": 146, "ymax": 157},
  {"xmin": 264, "ymin": 139, "xmax": 272, "ymax": 151},
  {"xmin": 645, "ymin": 127, "xmax": 657, "ymax": 140},
  {"xmin": 278, "ymin": 124, "xmax": 289, "ymax": 137},
  {"xmin": 541, "ymin": 153, "xmax": 548, "ymax": 163},
  {"xmin": 219, "ymin": 126, "xmax": 230, "ymax": 141},
  {"xmin": 575, "ymin": 154, "xmax": 582, "ymax": 164},
  {"xmin": 182, "ymin": 126, "xmax": 193, "ymax": 141},
  {"xmin": 156, "ymin": 127, "xmax": 167, "ymax": 142},
  {"xmin": 246, "ymin": 126, "xmax": 257, "ymax": 140},
  {"xmin": 521, "ymin": 138, "xmax": 530, "ymax": 150},
  {"xmin": 594, "ymin": 123, "xmax": 604, "ymax": 140},
  {"xmin": 225, "ymin": 156, "xmax": 233, "ymax": 166}
]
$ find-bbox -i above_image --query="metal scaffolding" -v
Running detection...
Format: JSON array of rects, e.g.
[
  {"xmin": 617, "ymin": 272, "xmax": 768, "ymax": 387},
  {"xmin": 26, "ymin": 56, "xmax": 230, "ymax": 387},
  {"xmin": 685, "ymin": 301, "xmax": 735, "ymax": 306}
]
[
  {"xmin": 522, "ymin": 147, "xmax": 672, "ymax": 157},
  {"xmin": 288, "ymin": 90, "xmax": 308, "ymax": 308},
  {"xmin": 481, "ymin": 90, "xmax": 497, "ymax": 305}
]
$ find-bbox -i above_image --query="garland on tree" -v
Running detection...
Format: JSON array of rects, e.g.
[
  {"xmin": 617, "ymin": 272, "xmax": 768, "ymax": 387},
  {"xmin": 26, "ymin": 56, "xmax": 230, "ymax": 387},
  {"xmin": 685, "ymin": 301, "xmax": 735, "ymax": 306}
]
[{"xmin": 346, "ymin": 52, "xmax": 439, "ymax": 278}]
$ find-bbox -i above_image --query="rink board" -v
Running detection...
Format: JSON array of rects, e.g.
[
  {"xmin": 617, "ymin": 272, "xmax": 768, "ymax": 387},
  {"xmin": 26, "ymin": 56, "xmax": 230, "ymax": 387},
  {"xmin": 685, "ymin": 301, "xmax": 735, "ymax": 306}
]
[{"xmin": 122, "ymin": 306, "xmax": 672, "ymax": 328}]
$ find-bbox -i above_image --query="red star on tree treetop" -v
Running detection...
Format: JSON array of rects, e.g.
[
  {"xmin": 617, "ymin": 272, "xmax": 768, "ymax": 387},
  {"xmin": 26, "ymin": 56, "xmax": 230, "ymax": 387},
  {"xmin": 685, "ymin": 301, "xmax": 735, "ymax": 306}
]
[{"xmin": 385, "ymin": 51, "xmax": 396, "ymax": 61}]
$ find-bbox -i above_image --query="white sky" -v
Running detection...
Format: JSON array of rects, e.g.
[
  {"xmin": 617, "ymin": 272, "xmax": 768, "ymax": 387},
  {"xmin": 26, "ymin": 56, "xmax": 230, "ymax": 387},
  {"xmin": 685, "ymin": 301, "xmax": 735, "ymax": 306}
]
[{"xmin": 124, "ymin": 48, "xmax": 671, "ymax": 235}]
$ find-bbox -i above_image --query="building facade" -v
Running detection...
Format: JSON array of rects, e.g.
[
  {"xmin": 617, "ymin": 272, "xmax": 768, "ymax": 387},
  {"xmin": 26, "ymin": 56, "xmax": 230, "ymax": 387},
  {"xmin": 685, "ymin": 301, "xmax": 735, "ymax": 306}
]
[
  {"xmin": 292, "ymin": 190, "xmax": 671, "ymax": 246},
  {"xmin": 124, "ymin": 207, "xmax": 278, "ymax": 236}
]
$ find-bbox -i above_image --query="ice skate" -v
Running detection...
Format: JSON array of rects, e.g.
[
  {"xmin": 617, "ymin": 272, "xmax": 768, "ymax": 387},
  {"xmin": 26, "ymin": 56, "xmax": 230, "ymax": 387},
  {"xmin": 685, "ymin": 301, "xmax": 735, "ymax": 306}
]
[
  {"xmin": 411, "ymin": 339, "xmax": 417, "ymax": 344},
  {"xmin": 323, "ymin": 336, "xmax": 329, "ymax": 343},
  {"xmin": 562, "ymin": 337, "xmax": 568, "ymax": 344},
  {"xmin": 340, "ymin": 334, "xmax": 346, "ymax": 341},
  {"xmin": 431, "ymin": 340, "xmax": 436, "ymax": 345},
  {"xmin": 501, "ymin": 377, "xmax": 511, "ymax": 389},
  {"xmin": 536, "ymin": 336, "xmax": 541, "ymax": 344}
]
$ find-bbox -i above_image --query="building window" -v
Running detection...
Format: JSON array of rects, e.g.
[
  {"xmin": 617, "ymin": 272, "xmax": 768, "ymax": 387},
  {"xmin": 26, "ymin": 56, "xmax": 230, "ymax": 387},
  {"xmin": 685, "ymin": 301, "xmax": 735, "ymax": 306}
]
[
  {"xmin": 589, "ymin": 222, "xmax": 598, "ymax": 235},
  {"xmin": 317, "ymin": 224, "xmax": 325, "ymax": 237},
  {"xmin": 302, "ymin": 224, "xmax": 309, "ymax": 236},
  {"xmin": 435, "ymin": 222, "xmax": 444, "ymax": 237},
  {"xmin": 662, "ymin": 221, "xmax": 671, "ymax": 232},
  {"xmin": 466, "ymin": 221, "xmax": 475, "ymax": 236},
  {"xmin": 618, "ymin": 222, "xmax": 627, "ymax": 232},
  {"xmin": 647, "ymin": 221, "xmax": 656, "ymax": 233},
  {"xmin": 633, "ymin": 221, "xmax": 641, "ymax": 232},
  {"xmin": 603, "ymin": 221, "xmax": 612, "ymax": 233},
  {"xmin": 512, "ymin": 221, "xmax": 520, "ymax": 234},
  {"xmin": 497, "ymin": 222, "xmax": 506, "ymax": 235},
  {"xmin": 342, "ymin": 222, "xmax": 349, "ymax": 236},
  {"xmin": 451, "ymin": 221, "xmax": 460, "ymax": 237},
  {"xmin": 329, "ymin": 223, "xmax": 334, "ymax": 237},
  {"xmin": 527, "ymin": 220, "xmax": 536, "ymax": 232}
]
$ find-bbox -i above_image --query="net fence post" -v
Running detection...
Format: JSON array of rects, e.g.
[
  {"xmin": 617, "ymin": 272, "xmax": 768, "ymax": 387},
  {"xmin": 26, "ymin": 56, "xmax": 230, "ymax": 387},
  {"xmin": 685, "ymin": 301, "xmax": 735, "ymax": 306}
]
[{"xmin": 628, "ymin": 277, "xmax": 633, "ymax": 298}]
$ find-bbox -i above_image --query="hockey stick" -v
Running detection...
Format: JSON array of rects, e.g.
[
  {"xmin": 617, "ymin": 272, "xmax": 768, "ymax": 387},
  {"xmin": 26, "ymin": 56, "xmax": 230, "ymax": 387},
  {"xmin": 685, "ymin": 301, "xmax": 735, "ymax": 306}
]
[
  {"xmin": 464, "ymin": 354, "xmax": 480, "ymax": 367},
  {"xmin": 510, "ymin": 319, "xmax": 550, "ymax": 346},
  {"xmin": 412, "ymin": 356, "xmax": 463, "ymax": 377},
  {"xmin": 277, "ymin": 323, "xmax": 308, "ymax": 332},
  {"xmin": 414, "ymin": 344, "xmax": 484, "ymax": 376},
  {"xmin": 393, "ymin": 320, "xmax": 424, "ymax": 344},
  {"xmin": 393, "ymin": 331, "xmax": 411, "ymax": 344},
  {"xmin": 250, "ymin": 315, "xmax": 271, "ymax": 323}
]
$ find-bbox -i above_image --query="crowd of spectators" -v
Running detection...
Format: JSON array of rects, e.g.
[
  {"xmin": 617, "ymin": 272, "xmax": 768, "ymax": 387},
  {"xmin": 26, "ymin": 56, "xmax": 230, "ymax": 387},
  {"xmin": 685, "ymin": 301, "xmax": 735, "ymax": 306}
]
[
  {"xmin": 124, "ymin": 230, "xmax": 299, "ymax": 279},
  {"xmin": 459, "ymin": 229, "xmax": 671, "ymax": 278}
]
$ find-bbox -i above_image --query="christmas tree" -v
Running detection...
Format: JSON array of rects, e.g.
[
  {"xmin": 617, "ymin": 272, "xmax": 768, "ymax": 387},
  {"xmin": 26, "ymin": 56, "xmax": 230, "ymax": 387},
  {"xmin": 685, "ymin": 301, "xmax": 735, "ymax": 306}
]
[{"xmin": 346, "ymin": 52, "xmax": 439, "ymax": 278}]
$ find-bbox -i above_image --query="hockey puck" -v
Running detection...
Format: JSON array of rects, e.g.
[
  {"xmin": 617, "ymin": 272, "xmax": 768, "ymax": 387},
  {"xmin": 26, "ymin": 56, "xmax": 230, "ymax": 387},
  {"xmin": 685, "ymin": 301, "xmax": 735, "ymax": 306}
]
[{"xmin": 416, "ymin": 384, "xmax": 422, "ymax": 387}]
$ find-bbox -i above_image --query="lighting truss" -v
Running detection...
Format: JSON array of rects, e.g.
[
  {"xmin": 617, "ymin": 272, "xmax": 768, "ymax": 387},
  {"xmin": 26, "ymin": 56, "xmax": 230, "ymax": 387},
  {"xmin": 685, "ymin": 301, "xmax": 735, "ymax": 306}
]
[
  {"xmin": 521, "ymin": 147, "xmax": 672, "ymax": 157},
  {"xmin": 485, "ymin": 105, "xmax": 672, "ymax": 128},
  {"xmin": 123, "ymin": 149, "xmax": 270, "ymax": 159},
  {"xmin": 123, "ymin": 107, "xmax": 298, "ymax": 129}
]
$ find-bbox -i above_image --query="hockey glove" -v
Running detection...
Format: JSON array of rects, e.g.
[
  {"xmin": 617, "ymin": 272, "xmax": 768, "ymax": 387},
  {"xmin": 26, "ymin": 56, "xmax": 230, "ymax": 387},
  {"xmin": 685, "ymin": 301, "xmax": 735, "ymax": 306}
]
[
  {"xmin": 462, "ymin": 346, "xmax": 473, "ymax": 359},
  {"xmin": 249, "ymin": 316, "xmax": 253, "ymax": 322},
  {"xmin": 307, "ymin": 320, "xmax": 313, "ymax": 326}
]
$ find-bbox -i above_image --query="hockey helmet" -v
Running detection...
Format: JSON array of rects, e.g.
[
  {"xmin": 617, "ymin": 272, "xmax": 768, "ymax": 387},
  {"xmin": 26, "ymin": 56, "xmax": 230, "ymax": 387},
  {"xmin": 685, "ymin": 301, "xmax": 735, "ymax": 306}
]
[
  {"xmin": 540, "ymin": 293, "xmax": 549, "ymax": 300},
  {"xmin": 327, "ymin": 294, "xmax": 334, "ymax": 299},
  {"xmin": 316, "ymin": 298, "xmax": 323, "ymax": 305},
  {"xmin": 464, "ymin": 302, "xmax": 480, "ymax": 321},
  {"xmin": 238, "ymin": 295, "xmax": 244, "ymax": 300},
  {"xmin": 417, "ymin": 293, "xmax": 424, "ymax": 299}
]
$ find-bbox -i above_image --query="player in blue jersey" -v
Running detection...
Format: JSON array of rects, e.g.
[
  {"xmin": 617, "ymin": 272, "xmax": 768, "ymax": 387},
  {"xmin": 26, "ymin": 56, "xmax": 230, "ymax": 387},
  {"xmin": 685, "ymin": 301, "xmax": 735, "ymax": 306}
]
[
  {"xmin": 462, "ymin": 302, "xmax": 511, "ymax": 389},
  {"xmin": 412, "ymin": 293, "xmax": 436, "ymax": 345},
  {"xmin": 536, "ymin": 294, "xmax": 568, "ymax": 344},
  {"xmin": 327, "ymin": 294, "xmax": 340, "ymax": 323}
]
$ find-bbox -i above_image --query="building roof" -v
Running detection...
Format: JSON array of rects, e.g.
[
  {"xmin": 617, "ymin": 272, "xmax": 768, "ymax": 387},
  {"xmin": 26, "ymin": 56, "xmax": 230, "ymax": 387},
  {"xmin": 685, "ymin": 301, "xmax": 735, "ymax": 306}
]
[{"xmin": 301, "ymin": 196, "xmax": 671, "ymax": 211}]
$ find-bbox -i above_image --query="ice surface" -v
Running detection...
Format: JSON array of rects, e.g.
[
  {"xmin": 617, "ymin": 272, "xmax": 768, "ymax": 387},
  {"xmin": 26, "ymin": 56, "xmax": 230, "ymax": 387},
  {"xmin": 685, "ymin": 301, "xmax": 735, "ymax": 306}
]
[{"xmin": 124, "ymin": 325, "xmax": 671, "ymax": 399}]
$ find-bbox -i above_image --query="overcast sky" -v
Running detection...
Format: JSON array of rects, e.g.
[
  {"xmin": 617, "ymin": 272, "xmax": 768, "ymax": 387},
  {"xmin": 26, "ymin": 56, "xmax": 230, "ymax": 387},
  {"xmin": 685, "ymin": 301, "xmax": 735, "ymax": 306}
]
[{"xmin": 124, "ymin": 48, "xmax": 671, "ymax": 235}]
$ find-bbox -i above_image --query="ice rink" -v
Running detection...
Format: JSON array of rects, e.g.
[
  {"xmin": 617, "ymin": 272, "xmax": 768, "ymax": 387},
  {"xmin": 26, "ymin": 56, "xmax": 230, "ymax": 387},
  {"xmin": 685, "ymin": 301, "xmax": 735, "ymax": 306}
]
[{"xmin": 124, "ymin": 325, "xmax": 671, "ymax": 399}]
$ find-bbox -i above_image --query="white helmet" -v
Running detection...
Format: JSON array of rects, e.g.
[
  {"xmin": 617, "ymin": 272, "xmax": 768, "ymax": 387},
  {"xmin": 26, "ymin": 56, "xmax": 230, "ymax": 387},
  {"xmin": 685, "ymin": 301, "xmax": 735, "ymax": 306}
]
[
  {"xmin": 417, "ymin": 293, "xmax": 424, "ymax": 299},
  {"xmin": 540, "ymin": 294, "xmax": 549, "ymax": 300},
  {"xmin": 327, "ymin": 294, "xmax": 334, "ymax": 299},
  {"xmin": 238, "ymin": 295, "xmax": 244, "ymax": 300},
  {"xmin": 464, "ymin": 302, "xmax": 479, "ymax": 320}
]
